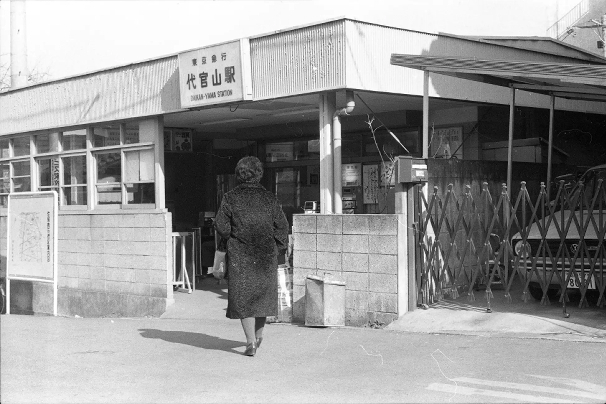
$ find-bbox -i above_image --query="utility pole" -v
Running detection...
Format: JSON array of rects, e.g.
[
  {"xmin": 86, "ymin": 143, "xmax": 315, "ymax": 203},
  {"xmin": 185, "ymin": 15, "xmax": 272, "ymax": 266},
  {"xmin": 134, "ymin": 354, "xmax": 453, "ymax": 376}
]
[
  {"xmin": 574, "ymin": 14, "xmax": 606, "ymax": 58},
  {"xmin": 10, "ymin": 0, "xmax": 28, "ymax": 89}
]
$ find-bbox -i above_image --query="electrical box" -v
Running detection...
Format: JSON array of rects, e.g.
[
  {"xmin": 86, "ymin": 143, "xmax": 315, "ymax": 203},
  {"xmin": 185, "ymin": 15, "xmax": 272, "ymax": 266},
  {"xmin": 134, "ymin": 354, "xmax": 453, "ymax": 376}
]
[
  {"xmin": 342, "ymin": 188, "xmax": 357, "ymax": 214},
  {"xmin": 303, "ymin": 201, "xmax": 320, "ymax": 214},
  {"xmin": 396, "ymin": 156, "xmax": 428, "ymax": 183}
]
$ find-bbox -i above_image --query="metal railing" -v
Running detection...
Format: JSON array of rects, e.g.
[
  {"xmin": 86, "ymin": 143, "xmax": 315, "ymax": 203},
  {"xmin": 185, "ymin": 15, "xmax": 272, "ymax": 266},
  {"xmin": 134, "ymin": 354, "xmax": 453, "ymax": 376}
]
[
  {"xmin": 547, "ymin": 0, "xmax": 589, "ymax": 39},
  {"xmin": 171, "ymin": 231, "xmax": 200, "ymax": 293}
]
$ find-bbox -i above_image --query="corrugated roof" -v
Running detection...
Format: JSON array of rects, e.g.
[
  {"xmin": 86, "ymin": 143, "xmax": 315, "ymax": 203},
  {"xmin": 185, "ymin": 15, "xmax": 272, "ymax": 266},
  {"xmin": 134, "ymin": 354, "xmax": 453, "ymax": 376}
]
[{"xmin": 451, "ymin": 34, "xmax": 606, "ymax": 64}]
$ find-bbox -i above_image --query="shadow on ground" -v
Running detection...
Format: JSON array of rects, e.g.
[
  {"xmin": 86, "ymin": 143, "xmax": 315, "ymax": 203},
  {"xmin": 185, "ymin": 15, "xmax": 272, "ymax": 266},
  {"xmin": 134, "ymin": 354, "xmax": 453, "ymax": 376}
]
[{"xmin": 138, "ymin": 329, "xmax": 245, "ymax": 354}]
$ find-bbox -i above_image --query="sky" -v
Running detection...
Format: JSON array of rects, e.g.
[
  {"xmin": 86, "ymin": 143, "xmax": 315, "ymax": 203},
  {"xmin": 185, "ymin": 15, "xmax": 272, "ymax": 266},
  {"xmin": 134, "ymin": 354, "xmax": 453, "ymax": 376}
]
[{"xmin": 0, "ymin": 0, "xmax": 581, "ymax": 82}]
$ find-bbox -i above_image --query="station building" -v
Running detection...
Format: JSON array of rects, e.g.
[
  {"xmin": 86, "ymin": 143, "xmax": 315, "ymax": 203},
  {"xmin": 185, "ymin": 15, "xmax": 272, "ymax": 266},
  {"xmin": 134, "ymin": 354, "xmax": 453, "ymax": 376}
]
[{"xmin": 1, "ymin": 18, "xmax": 605, "ymax": 321}]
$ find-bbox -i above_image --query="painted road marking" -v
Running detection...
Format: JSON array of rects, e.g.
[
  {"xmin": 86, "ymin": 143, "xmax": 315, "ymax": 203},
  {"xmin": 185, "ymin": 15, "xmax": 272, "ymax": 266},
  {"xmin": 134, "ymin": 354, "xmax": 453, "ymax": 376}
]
[
  {"xmin": 452, "ymin": 377, "xmax": 606, "ymax": 401},
  {"xmin": 427, "ymin": 383, "xmax": 576, "ymax": 403}
]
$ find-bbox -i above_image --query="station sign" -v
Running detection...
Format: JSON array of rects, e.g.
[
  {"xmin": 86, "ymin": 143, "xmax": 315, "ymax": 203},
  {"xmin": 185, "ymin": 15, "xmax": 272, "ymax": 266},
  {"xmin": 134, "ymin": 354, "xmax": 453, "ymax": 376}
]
[{"xmin": 178, "ymin": 39, "xmax": 252, "ymax": 109}]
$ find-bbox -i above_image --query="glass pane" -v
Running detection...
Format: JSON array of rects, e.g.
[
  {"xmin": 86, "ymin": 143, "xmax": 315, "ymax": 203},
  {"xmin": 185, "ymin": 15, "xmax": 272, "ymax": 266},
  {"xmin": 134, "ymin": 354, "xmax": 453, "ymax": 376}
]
[
  {"xmin": 12, "ymin": 160, "xmax": 30, "ymax": 176},
  {"xmin": 13, "ymin": 177, "xmax": 31, "ymax": 192},
  {"xmin": 124, "ymin": 124, "xmax": 139, "ymax": 145},
  {"xmin": 39, "ymin": 159, "xmax": 51, "ymax": 187},
  {"xmin": 35, "ymin": 133, "xmax": 60, "ymax": 154},
  {"xmin": 97, "ymin": 152, "xmax": 121, "ymax": 183},
  {"xmin": 0, "ymin": 163, "xmax": 9, "ymax": 193},
  {"xmin": 0, "ymin": 195, "xmax": 7, "ymax": 207},
  {"xmin": 63, "ymin": 155, "xmax": 86, "ymax": 185},
  {"xmin": 63, "ymin": 129, "xmax": 87, "ymax": 151},
  {"xmin": 126, "ymin": 183, "xmax": 155, "ymax": 204},
  {"xmin": 125, "ymin": 149, "xmax": 154, "ymax": 182},
  {"xmin": 62, "ymin": 186, "xmax": 87, "ymax": 206},
  {"xmin": 97, "ymin": 184, "xmax": 121, "ymax": 205},
  {"xmin": 0, "ymin": 138, "xmax": 10, "ymax": 158},
  {"xmin": 93, "ymin": 126, "xmax": 120, "ymax": 148},
  {"xmin": 13, "ymin": 136, "xmax": 30, "ymax": 157}
]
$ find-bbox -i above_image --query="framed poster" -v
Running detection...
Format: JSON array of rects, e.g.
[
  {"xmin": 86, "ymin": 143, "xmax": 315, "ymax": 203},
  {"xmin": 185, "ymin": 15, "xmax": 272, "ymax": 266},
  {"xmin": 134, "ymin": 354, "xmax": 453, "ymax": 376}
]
[
  {"xmin": 173, "ymin": 130, "xmax": 193, "ymax": 152},
  {"xmin": 342, "ymin": 163, "xmax": 361, "ymax": 186},
  {"xmin": 266, "ymin": 142, "xmax": 293, "ymax": 162},
  {"xmin": 430, "ymin": 126, "xmax": 463, "ymax": 159}
]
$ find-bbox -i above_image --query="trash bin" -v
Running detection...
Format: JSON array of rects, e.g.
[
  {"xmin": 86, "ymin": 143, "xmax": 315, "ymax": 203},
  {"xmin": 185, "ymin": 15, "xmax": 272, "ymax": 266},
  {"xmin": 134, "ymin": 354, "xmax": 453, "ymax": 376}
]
[{"xmin": 305, "ymin": 273, "xmax": 346, "ymax": 327}]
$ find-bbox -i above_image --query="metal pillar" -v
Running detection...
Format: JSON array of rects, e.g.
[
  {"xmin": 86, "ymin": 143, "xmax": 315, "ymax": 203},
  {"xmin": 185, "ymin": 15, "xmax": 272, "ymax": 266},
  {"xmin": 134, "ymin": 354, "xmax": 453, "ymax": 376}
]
[
  {"xmin": 319, "ymin": 93, "xmax": 336, "ymax": 214},
  {"xmin": 546, "ymin": 94, "xmax": 555, "ymax": 200},
  {"xmin": 507, "ymin": 87, "xmax": 515, "ymax": 198},
  {"xmin": 422, "ymin": 71, "xmax": 429, "ymax": 159}
]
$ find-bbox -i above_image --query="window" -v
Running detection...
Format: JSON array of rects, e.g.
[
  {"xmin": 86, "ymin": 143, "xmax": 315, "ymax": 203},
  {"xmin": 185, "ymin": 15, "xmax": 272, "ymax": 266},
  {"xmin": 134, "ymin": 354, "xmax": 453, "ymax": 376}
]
[
  {"xmin": 124, "ymin": 149, "xmax": 155, "ymax": 204},
  {"xmin": 124, "ymin": 124, "xmax": 139, "ymax": 145},
  {"xmin": 0, "ymin": 139, "xmax": 10, "ymax": 158},
  {"xmin": 0, "ymin": 163, "xmax": 9, "ymax": 206},
  {"xmin": 11, "ymin": 160, "xmax": 30, "ymax": 193},
  {"xmin": 62, "ymin": 155, "xmax": 87, "ymax": 205},
  {"xmin": 93, "ymin": 125, "xmax": 120, "ymax": 148},
  {"xmin": 12, "ymin": 137, "xmax": 30, "ymax": 157},
  {"xmin": 35, "ymin": 133, "xmax": 60, "ymax": 154},
  {"xmin": 38, "ymin": 157, "xmax": 60, "ymax": 194},
  {"xmin": 96, "ymin": 152, "xmax": 121, "ymax": 205},
  {"xmin": 62, "ymin": 129, "xmax": 87, "ymax": 151},
  {"xmin": 2, "ymin": 118, "xmax": 159, "ymax": 210}
]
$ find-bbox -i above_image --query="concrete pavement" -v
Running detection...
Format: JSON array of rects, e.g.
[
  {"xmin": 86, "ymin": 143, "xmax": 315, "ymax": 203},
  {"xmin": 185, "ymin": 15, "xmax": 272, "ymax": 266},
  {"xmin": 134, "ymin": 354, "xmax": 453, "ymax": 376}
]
[
  {"xmin": 1, "ymin": 276, "xmax": 605, "ymax": 403},
  {"xmin": 164, "ymin": 276, "xmax": 606, "ymax": 342}
]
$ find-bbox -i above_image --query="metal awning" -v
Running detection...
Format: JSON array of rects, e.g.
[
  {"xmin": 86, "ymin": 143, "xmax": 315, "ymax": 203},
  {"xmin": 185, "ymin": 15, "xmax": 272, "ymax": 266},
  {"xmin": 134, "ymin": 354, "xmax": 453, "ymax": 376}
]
[
  {"xmin": 389, "ymin": 53, "xmax": 606, "ymax": 200},
  {"xmin": 390, "ymin": 54, "xmax": 606, "ymax": 102}
]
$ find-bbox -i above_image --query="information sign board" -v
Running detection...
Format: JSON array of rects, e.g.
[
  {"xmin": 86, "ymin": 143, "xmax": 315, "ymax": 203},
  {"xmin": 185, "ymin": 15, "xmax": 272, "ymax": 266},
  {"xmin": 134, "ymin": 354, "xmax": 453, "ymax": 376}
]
[{"xmin": 6, "ymin": 191, "xmax": 58, "ymax": 315}]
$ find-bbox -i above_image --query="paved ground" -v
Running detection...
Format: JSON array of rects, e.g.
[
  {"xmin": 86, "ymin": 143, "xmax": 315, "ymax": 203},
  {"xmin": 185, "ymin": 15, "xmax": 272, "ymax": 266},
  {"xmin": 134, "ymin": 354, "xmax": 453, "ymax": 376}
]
[
  {"xmin": 388, "ymin": 283, "xmax": 606, "ymax": 341},
  {"xmin": 1, "ymin": 276, "xmax": 605, "ymax": 403}
]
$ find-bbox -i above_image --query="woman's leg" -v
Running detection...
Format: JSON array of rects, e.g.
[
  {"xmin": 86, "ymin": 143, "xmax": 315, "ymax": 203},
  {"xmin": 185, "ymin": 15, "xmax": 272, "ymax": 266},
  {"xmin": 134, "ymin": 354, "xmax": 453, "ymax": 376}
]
[
  {"xmin": 255, "ymin": 317, "xmax": 266, "ymax": 346},
  {"xmin": 240, "ymin": 317, "xmax": 255, "ymax": 344}
]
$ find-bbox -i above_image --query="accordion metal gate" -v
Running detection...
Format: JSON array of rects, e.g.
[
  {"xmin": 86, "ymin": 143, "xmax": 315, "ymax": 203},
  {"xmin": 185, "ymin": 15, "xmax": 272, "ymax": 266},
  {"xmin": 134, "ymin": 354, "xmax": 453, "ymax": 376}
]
[{"xmin": 414, "ymin": 176, "xmax": 605, "ymax": 313}]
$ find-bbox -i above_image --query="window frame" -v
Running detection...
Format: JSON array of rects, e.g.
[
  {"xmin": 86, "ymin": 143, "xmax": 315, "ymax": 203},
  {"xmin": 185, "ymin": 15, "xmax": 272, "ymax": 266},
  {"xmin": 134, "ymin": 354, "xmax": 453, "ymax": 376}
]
[{"xmin": 0, "ymin": 118, "xmax": 161, "ymax": 212}]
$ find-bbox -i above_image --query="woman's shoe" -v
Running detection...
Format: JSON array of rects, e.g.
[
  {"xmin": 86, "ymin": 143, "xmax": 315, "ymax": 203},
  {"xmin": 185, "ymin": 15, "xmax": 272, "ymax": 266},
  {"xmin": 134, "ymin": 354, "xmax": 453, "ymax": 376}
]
[
  {"xmin": 244, "ymin": 341, "xmax": 257, "ymax": 356},
  {"xmin": 256, "ymin": 337, "xmax": 263, "ymax": 349}
]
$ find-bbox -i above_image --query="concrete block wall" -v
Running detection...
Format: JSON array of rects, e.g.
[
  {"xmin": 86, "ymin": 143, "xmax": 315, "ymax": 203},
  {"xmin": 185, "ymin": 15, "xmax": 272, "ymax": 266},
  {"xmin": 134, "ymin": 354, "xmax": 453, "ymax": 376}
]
[
  {"xmin": 56, "ymin": 211, "xmax": 172, "ymax": 317},
  {"xmin": 292, "ymin": 214, "xmax": 401, "ymax": 327}
]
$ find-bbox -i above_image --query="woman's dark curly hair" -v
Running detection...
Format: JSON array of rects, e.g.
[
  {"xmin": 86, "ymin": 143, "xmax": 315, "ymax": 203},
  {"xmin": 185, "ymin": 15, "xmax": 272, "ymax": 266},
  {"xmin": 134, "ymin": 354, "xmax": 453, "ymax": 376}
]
[{"xmin": 235, "ymin": 156, "xmax": 263, "ymax": 183}]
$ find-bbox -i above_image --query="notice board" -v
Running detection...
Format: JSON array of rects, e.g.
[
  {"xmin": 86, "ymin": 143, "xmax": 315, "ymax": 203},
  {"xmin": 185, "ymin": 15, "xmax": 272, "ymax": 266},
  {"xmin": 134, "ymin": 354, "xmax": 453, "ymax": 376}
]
[{"xmin": 7, "ymin": 192, "xmax": 58, "ymax": 281}]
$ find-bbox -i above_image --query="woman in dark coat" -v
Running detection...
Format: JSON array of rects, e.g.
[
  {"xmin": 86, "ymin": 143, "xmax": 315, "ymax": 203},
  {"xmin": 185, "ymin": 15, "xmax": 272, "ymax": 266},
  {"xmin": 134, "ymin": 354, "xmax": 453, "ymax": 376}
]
[{"xmin": 215, "ymin": 156, "xmax": 289, "ymax": 356}]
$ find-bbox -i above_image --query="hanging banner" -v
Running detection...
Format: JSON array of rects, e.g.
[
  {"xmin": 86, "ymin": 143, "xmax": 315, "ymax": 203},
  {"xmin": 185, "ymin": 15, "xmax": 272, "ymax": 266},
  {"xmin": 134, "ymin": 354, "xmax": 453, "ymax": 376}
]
[
  {"xmin": 178, "ymin": 39, "xmax": 252, "ymax": 109},
  {"xmin": 363, "ymin": 165, "xmax": 379, "ymax": 204}
]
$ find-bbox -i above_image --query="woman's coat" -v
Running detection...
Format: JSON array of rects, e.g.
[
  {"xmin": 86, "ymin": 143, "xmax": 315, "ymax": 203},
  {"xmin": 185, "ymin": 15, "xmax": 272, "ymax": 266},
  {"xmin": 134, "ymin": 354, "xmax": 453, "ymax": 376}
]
[{"xmin": 215, "ymin": 182, "xmax": 289, "ymax": 319}]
